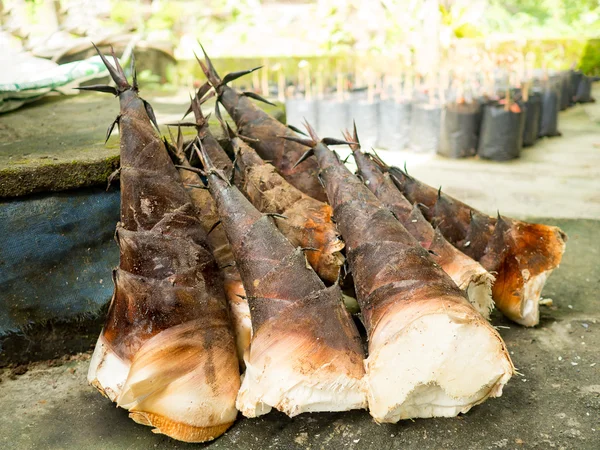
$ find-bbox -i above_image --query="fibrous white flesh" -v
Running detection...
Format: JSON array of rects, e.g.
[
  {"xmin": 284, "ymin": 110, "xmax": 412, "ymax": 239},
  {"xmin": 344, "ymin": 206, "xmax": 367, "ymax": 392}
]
[
  {"xmin": 463, "ymin": 272, "xmax": 495, "ymax": 320},
  {"xmin": 87, "ymin": 333, "xmax": 131, "ymax": 402},
  {"xmin": 448, "ymin": 259, "xmax": 495, "ymax": 320},
  {"xmin": 117, "ymin": 319, "xmax": 239, "ymax": 439},
  {"xmin": 366, "ymin": 308, "xmax": 513, "ymax": 423},
  {"xmin": 236, "ymin": 332, "xmax": 367, "ymax": 418},
  {"xmin": 516, "ymin": 268, "xmax": 551, "ymax": 327},
  {"xmin": 226, "ymin": 286, "xmax": 252, "ymax": 362}
]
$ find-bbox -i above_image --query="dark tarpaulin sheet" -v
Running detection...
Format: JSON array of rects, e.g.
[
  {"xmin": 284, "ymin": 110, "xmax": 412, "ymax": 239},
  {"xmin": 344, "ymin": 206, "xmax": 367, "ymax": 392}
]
[{"xmin": 0, "ymin": 187, "xmax": 119, "ymax": 336}]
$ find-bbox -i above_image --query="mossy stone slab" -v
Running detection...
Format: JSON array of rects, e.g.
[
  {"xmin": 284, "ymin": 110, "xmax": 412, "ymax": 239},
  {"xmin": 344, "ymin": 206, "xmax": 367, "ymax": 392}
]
[{"xmin": 0, "ymin": 92, "xmax": 284, "ymax": 198}]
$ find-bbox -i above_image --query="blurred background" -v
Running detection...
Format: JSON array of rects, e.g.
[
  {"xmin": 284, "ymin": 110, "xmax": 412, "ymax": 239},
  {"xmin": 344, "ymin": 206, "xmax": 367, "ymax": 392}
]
[{"xmin": 2, "ymin": 0, "xmax": 599, "ymax": 90}]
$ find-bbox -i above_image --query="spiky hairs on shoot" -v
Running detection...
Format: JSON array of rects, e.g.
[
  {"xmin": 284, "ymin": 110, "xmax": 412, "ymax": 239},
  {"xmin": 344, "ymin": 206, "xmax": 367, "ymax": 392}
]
[{"xmin": 196, "ymin": 42, "xmax": 275, "ymax": 106}]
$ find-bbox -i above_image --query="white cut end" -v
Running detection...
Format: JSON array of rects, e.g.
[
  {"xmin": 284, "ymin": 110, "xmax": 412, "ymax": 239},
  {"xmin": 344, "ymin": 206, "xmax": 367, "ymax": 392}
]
[
  {"xmin": 445, "ymin": 258, "xmax": 495, "ymax": 320},
  {"xmin": 236, "ymin": 332, "xmax": 367, "ymax": 418},
  {"xmin": 366, "ymin": 309, "xmax": 513, "ymax": 423},
  {"xmin": 226, "ymin": 286, "xmax": 252, "ymax": 362},
  {"xmin": 116, "ymin": 320, "xmax": 240, "ymax": 442},
  {"xmin": 87, "ymin": 334, "xmax": 131, "ymax": 402},
  {"xmin": 464, "ymin": 272, "xmax": 495, "ymax": 320},
  {"xmin": 516, "ymin": 268, "xmax": 551, "ymax": 327}
]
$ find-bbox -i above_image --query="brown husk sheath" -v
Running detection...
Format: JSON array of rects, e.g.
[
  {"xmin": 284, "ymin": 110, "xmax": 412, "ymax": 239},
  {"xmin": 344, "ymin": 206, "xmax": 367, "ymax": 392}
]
[
  {"xmin": 224, "ymin": 110, "xmax": 344, "ymax": 283},
  {"xmin": 84, "ymin": 46, "xmax": 240, "ymax": 443},
  {"xmin": 379, "ymin": 161, "xmax": 567, "ymax": 327},
  {"xmin": 344, "ymin": 127, "xmax": 494, "ymax": 318},
  {"xmin": 179, "ymin": 91, "xmax": 344, "ymax": 283},
  {"xmin": 195, "ymin": 143, "xmax": 366, "ymax": 418},
  {"xmin": 167, "ymin": 121, "xmax": 250, "ymax": 363},
  {"xmin": 197, "ymin": 44, "xmax": 328, "ymax": 202},
  {"xmin": 288, "ymin": 123, "xmax": 513, "ymax": 423}
]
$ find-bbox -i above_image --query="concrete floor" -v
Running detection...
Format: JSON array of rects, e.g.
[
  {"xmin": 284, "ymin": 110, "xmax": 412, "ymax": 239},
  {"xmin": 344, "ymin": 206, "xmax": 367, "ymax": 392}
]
[
  {"xmin": 1, "ymin": 90, "xmax": 599, "ymax": 449},
  {"xmin": 346, "ymin": 97, "xmax": 600, "ymax": 221},
  {"xmin": 1, "ymin": 218, "xmax": 598, "ymax": 450}
]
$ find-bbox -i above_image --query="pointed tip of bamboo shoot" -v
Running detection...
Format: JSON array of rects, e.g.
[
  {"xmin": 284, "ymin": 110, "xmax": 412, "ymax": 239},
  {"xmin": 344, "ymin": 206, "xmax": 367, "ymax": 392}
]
[
  {"xmin": 366, "ymin": 301, "xmax": 513, "ymax": 423},
  {"xmin": 87, "ymin": 334, "xmax": 130, "ymax": 402}
]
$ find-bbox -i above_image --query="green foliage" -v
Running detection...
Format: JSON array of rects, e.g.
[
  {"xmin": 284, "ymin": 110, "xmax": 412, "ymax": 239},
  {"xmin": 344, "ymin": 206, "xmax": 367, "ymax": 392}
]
[
  {"xmin": 484, "ymin": 0, "xmax": 600, "ymax": 37},
  {"xmin": 488, "ymin": 37, "xmax": 599, "ymax": 73},
  {"xmin": 110, "ymin": 2, "xmax": 135, "ymax": 25},
  {"xmin": 146, "ymin": 2, "xmax": 183, "ymax": 30},
  {"xmin": 439, "ymin": 1, "xmax": 484, "ymax": 39},
  {"xmin": 579, "ymin": 39, "xmax": 600, "ymax": 75}
]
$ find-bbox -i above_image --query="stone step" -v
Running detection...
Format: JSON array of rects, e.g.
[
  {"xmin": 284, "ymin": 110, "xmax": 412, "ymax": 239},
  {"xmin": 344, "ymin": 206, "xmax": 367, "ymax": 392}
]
[{"xmin": 0, "ymin": 91, "xmax": 285, "ymax": 198}]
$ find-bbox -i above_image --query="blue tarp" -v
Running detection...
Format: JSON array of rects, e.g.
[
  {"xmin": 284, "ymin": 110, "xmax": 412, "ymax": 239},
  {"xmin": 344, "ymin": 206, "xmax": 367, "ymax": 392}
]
[{"xmin": 0, "ymin": 188, "xmax": 120, "ymax": 335}]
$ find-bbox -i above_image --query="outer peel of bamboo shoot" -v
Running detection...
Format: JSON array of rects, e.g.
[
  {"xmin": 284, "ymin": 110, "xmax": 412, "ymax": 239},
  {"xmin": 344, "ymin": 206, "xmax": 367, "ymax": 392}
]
[
  {"xmin": 231, "ymin": 135, "xmax": 345, "ymax": 283},
  {"xmin": 198, "ymin": 147, "xmax": 367, "ymax": 418},
  {"xmin": 408, "ymin": 209, "xmax": 494, "ymax": 318},
  {"xmin": 182, "ymin": 92, "xmax": 344, "ymax": 283},
  {"xmin": 85, "ymin": 47, "xmax": 239, "ymax": 443},
  {"xmin": 237, "ymin": 285, "xmax": 367, "ymax": 417},
  {"xmin": 118, "ymin": 319, "xmax": 239, "ymax": 442},
  {"xmin": 346, "ymin": 131, "xmax": 494, "ymax": 318},
  {"xmin": 301, "ymin": 128, "xmax": 513, "ymax": 422},
  {"xmin": 198, "ymin": 46, "xmax": 328, "ymax": 202},
  {"xmin": 169, "ymin": 129, "xmax": 251, "ymax": 361},
  {"xmin": 386, "ymin": 165, "xmax": 567, "ymax": 326},
  {"xmin": 480, "ymin": 216, "xmax": 566, "ymax": 327},
  {"xmin": 88, "ymin": 334, "xmax": 130, "ymax": 401}
]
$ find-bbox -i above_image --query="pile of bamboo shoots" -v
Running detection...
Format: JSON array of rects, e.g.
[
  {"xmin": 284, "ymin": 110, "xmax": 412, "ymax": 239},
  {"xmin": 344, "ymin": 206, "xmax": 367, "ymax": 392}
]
[{"xmin": 84, "ymin": 44, "xmax": 566, "ymax": 443}]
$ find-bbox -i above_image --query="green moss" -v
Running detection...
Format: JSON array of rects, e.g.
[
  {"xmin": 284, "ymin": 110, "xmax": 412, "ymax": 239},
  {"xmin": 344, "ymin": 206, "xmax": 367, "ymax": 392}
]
[
  {"xmin": 0, "ymin": 156, "xmax": 120, "ymax": 198},
  {"xmin": 0, "ymin": 94, "xmax": 284, "ymax": 198}
]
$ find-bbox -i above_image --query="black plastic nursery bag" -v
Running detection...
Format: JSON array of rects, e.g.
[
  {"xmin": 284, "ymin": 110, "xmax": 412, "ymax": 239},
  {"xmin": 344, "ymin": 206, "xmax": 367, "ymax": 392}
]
[
  {"xmin": 478, "ymin": 103, "xmax": 525, "ymax": 161},
  {"xmin": 409, "ymin": 103, "xmax": 441, "ymax": 152},
  {"xmin": 438, "ymin": 102, "xmax": 481, "ymax": 158},
  {"xmin": 377, "ymin": 99, "xmax": 411, "ymax": 150}
]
